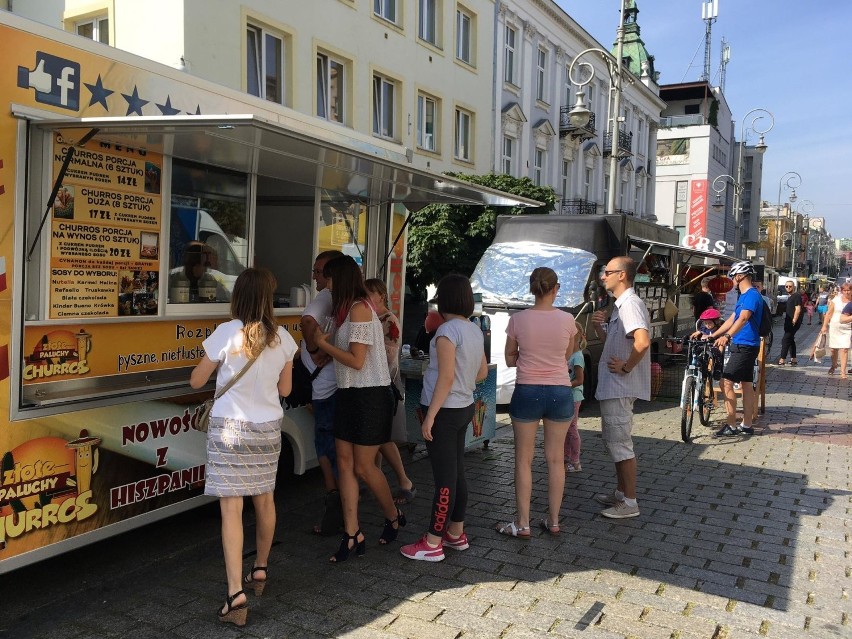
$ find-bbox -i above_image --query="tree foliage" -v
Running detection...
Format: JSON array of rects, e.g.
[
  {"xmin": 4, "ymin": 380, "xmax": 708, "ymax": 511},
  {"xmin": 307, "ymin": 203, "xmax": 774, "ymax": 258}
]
[{"xmin": 406, "ymin": 173, "xmax": 556, "ymax": 292}]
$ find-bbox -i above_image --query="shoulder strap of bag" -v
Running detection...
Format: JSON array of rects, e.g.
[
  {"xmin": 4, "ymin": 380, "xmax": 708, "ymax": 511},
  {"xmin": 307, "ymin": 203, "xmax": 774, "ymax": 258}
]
[{"xmin": 213, "ymin": 347, "xmax": 265, "ymax": 400}]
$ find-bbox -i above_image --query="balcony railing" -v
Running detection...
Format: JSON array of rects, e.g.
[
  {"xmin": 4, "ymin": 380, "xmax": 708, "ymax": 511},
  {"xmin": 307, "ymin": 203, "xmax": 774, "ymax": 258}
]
[
  {"xmin": 559, "ymin": 198, "xmax": 599, "ymax": 215},
  {"xmin": 659, "ymin": 114, "xmax": 705, "ymax": 128},
  {"xmin": 603, "ymin": 129, "xmax": 633, "ymax": 157},
  {"xmin": 558, "ymin": 107, "xmax": 596, "ymax": 141}
]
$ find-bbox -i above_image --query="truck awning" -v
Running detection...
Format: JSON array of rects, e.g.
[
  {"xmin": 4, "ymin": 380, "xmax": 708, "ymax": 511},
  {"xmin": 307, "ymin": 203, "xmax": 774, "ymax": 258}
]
[
  {"xmin": 33, "ymin": 115, "xmax": 542, "ymax": 210},
  {"xmin": 627, "ymin": 236, "xmax": 739, "ymax": 265}
]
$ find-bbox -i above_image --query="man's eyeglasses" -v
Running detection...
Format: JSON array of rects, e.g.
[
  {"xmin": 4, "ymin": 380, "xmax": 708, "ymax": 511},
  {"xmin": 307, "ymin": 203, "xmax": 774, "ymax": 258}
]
[
  {"xmin": 312, "ymin": 269, "xmax": 323, "ymax": 275},
  {"xmin": 603, "ymin": 270, "xmax": 623, "ymax": 277}
]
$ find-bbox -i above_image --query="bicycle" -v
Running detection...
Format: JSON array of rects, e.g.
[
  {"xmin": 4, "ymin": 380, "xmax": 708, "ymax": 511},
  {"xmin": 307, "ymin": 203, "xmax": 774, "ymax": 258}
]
[{"xmin": 679, "ymin": 337, "xmax": 720, "ymax": 442}]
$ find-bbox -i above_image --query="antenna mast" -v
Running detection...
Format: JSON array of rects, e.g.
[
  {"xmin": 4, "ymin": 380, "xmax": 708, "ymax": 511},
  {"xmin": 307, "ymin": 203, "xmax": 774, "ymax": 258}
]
[
  {"xmin": 701, "ymin": 0, "xmax": 718, "ymax": 82},
  {"xmin": 719, "ymin": 37, "xmax": 730, "ymax": 91}
]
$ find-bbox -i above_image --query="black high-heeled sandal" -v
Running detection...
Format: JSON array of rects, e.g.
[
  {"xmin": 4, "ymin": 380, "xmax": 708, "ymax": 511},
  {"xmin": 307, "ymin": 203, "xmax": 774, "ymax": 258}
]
[
  {"xmin": 329, "ymin": 530, "xmax": 365, "ymax": 563},
  {"xmin": 379, "ymin": 509, "xmax": 406, "ymax": 545},
  {"xmin": 243, "ymin": 565, "xmax": 267, "ymax": 596},
  {"xmin": 218, "ymin": 590, "xmax": 248, "ymax": 626}
]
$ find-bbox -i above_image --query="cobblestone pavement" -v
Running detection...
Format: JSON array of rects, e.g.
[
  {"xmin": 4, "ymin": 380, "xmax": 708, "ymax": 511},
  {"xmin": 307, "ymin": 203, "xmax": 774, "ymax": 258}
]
[{"xmin": 2, "ymin": 322, "xmax": 850, "ymax": 639}]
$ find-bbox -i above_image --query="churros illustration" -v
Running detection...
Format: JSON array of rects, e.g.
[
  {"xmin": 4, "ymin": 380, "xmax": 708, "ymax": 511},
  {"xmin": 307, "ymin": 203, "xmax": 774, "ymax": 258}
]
[
  {"xmin": 66, "ymin": 431, "xmax": 101, "ymax": 494},
  {"xmin": 472, "ymin": 399, "xmax": 487, "ymax": 437}
]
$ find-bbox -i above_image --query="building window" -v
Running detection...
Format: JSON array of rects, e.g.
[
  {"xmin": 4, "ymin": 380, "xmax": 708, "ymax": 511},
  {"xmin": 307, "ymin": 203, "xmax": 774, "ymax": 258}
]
[
  {"xmin": 674, "ymin": 180, "xmax": 688, "ymax": 230},
  {"xmin": 456, "ymin": 8, "xmax": 473, "ymax": 64},
  {"xmin": 504, "ymin": 25, "xmax": 517, "ymax": 85},
  {"xmin": 374, "ymin": 0, "xmax": 398, "ymax": 24},
  {"xmin": 533, "ymin": 148, "xmax": 546, "ymax": 186},
  {"xmin": 247, "ymin": 24, "xmax": 285, "ymax": 104},
  {"xmin": 561, "ymin": 159, "xmax": 572, "ymax": 199},
  {"xmin": 76, "ymin": 16, "xmax": 109, "ymax": 44},
  {"xmin": 502, "ymin": 136, "xmax": 514, "ymax": 175},
  {"xmin": 418, "ymin": 0, "xmax": 437, "ymax": 44},
  {"xmin": 584, "ymin": 168, "xmax": 593, "ymax": 201},
  {"xmin": 536, "ymin": 48, "xmax": 547, "ymax": 102},
  {"xmin": 635, "ymin": 181, "xmax": 644, "ymax": 216},
  {"xmin": 454, "ymin": 108, "xmax": 472, "ymax": 162},
  {"xmin": 417, "ymin": 94, "xmax": 437, "ymax": 152},
  {"xmin": 317, "ymin": 53, "xmax": 345, "ymax": 124},
  {"xmin": 564, "ymin": 63, "xmax": 573, "ymax": 107},
  {"xmin": 636, "ymin": 118, "xmax": 644, "ymax": 155},
  {"xmin": 373, "ymin": 74, "xmax": 397, "ymax": 140}
]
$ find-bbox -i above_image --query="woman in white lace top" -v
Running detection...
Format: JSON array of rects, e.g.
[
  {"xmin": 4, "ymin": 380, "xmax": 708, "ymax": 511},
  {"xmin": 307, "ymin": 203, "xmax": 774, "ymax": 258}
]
[{"xmin": 315, "ymin": 256, "xmax": 404, "ymax": 562}]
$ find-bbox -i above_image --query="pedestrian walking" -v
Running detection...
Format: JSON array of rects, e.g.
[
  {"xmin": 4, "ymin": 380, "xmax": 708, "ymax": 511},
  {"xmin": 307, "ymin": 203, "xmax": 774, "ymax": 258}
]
[
  {"xmin": 400, "ymin": 274, "xmax": 487, "ymax": 562},
  {"xmin": 301, "ymin": 250, "xmax": 345, "ymax": 537},
  {"xmin": 692, "ymin": 278, "xmax": 715, "ymax": 321},
  {"xmin": 590, "ymin": 256, "xmax": 650, "ymax": 519},
  {"xmin": 190, "ymin": 267, "xmax": 297, "ymax": 627},
  {"xmin": 313, "ymin": 256, "xmax": 402, "ymax": 563},
  {"xmin": 816, "ymin": 286, "xmax": 829, "ymax": 324},
  {"xmin": 820, "ymin": 283, "xmax": 852, "ymax": 378},
  {"xmin": 777, "ymin": 281, "xmax": 802, "ymax": 365},
  {"xmin": 496, "ymin": 267, "xmax": 578, "ymax": 538},
  {"xmin": 704, "ymin": 261, "xmax": 762, "ymax": 437}
]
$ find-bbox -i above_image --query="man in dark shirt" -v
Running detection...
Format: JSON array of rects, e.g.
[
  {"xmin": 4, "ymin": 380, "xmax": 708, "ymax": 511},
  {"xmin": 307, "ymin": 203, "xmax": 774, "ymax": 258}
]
[
  {"xmin": 692, "ymin": 278, "xmax": 715, "ymax": 321},
  {"xmin": 777, "ymin": 282, "xmax": 802, "ymax": 365}
]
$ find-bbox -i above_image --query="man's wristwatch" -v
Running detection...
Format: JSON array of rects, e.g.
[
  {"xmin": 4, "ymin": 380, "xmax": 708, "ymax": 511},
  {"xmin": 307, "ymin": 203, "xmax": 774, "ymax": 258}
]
[{"xmin": 307, "ymin": 346, "xmax": 319, "ymax": 354}]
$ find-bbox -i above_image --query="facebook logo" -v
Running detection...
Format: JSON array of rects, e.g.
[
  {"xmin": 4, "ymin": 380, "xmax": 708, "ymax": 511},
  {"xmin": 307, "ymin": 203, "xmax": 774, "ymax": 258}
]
[{"xmin": 17, "ymin": 52, "xmax": 81, "ymax": 111}]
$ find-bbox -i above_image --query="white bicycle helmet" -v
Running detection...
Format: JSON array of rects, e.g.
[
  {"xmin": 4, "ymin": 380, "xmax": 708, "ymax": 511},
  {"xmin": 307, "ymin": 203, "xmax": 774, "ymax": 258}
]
[{"xmin": 727, "ymin": 261, "xmax": 755, "ymax": 279}]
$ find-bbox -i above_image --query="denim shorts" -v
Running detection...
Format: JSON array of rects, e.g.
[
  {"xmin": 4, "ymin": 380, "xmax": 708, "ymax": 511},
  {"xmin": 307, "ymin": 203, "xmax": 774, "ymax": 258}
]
[{"xmin": 509, "ymin": 384, "xmax": 573, "ymax": 422}]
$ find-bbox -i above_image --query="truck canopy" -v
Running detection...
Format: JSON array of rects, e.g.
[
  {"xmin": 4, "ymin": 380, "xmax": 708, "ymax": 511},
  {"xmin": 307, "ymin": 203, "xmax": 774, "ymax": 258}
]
[{"xmin": 470, "ymin": 241, "xmax": 596, "ymax": 308}]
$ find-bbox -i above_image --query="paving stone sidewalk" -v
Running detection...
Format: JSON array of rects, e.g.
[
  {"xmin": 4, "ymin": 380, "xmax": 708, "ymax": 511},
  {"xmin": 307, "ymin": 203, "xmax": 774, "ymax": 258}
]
[{"xmin": 2, "ymin": 322, "xmax": 849, "ymax": 639}]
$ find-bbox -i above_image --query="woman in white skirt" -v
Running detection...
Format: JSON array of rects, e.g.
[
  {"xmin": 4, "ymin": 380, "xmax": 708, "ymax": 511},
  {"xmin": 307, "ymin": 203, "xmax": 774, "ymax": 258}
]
[
  {"xmin": 819, "ymin": 284, "xmax": 852, "ymax": 378},
  {"xmin": 190, "ymin": 267, "xmax": 297, "ymax": 626}
]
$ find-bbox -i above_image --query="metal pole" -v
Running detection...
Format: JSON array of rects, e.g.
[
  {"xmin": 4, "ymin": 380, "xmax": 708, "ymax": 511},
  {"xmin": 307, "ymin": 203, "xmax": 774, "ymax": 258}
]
[
  {"xmin": 606, "ymin": 0, "xmax": 626, "ymax": 216},
  {"xmin": 791, "ymin": 214, "xmax": 797, "ymax": 277}
]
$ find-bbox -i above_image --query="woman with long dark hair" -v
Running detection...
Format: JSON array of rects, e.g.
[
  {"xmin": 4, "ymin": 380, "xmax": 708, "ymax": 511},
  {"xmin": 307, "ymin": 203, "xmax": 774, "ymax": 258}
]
[
  {"xmin": 314, "ymin": 256, "xmax": 402, "ymax": 562},
  {"xmin": 190, "ymin": 267, "xmax": 297, "ymax": 626}
]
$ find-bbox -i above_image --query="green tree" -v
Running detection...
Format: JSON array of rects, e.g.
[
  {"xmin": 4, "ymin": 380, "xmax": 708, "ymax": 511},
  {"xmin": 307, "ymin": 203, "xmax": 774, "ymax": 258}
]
[{"xmin": 406, "ymin": 173, "xmax": 555, "ymax": 292}]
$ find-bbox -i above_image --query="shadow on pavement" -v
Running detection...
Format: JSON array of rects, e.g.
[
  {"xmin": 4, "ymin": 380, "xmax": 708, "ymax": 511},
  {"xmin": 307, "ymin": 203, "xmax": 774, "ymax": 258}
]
[{"xmin": 1, "ymin": 404, "xmax": 848, "ymax": 638}]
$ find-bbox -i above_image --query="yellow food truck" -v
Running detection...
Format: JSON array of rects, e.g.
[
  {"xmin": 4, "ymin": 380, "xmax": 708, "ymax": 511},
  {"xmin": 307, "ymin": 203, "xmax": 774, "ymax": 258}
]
[{"xmin": 0, "ymin": 12, "xmax": 536, "ymax": 572}]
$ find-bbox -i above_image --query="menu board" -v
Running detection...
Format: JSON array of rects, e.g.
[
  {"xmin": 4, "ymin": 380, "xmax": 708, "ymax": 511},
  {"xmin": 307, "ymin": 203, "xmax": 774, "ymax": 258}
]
[{"xmin": 49, "ymin": 133, "xmax": 163, "ymax": 318}]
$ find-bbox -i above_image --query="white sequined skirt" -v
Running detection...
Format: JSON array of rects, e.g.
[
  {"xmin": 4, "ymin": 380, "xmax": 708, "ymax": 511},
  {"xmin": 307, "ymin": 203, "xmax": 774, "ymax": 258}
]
[{"xmin": 204, "ymin": 416, "xmax": 282, "ymax": 497}]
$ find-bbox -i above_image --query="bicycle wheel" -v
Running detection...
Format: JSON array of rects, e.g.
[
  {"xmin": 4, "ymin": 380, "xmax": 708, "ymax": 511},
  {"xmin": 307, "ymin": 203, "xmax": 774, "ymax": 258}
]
[
  {"xmin": 698, "ymin": 372, "xmax": 714, "ymax": 426},
  {"xmin": 680, "ymin": 376, "xmax": 696, "ymax": 442}
]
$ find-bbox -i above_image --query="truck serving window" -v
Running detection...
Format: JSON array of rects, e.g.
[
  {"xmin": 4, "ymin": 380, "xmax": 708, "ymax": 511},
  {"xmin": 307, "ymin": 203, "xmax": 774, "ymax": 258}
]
[{"xmin": 168, "ymin": 161, "xmax": 249, "ymax": 304}]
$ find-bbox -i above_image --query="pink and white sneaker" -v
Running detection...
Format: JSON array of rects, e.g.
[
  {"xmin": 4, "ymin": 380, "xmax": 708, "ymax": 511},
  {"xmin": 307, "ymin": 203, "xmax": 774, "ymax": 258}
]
[
  {"xmin": 400, "ymin": 535, "xmax": 445, "ymax": 562},
  {"xmin": 442, "ymin": 531, "xmax": 469, "ymax": 551}
]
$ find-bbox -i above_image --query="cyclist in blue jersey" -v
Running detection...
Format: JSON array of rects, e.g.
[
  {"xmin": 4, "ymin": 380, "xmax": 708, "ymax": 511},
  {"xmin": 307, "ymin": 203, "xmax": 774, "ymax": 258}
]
[{"xmin": 702, "ymin": 262, "xmax": 762, "ymax": 437}]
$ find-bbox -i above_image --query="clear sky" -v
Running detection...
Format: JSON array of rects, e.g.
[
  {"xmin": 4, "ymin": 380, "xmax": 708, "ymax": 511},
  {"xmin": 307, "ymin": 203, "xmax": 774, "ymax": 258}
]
[{"xmin": 556, "ymin": 0, "xmax": 852, "ymax": 240}]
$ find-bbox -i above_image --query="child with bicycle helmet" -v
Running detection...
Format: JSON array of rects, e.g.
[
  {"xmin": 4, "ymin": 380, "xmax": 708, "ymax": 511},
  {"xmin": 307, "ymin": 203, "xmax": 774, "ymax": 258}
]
[{"xmin": 697, "ymin": 308, "xmax": 723, "ymax": 336}]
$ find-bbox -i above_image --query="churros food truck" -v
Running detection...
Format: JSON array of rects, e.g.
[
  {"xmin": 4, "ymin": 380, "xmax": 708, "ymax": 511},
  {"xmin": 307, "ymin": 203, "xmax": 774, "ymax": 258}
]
[{"xmin": 0, "ymin": 12, "xmax": 537, "ymax": 572}]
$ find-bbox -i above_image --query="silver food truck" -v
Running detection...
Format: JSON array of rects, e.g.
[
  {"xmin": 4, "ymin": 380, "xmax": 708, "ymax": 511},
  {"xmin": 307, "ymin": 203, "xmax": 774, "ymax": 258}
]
[{"xmin": 471, "ymin": 214, "xmax": 738, "ymax": 403}]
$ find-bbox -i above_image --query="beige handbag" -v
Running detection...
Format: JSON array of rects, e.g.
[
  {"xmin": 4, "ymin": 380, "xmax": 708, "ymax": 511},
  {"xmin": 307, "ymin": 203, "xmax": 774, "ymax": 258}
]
[{"xmin": 811, "ymin": 333, "xmax": 827, "ymax": 362}]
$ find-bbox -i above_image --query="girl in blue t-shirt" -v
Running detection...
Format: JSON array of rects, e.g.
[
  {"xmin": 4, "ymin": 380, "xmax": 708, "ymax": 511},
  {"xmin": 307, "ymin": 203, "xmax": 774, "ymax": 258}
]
[{"xmin": 564, "ymin": 326, "xmax": 585, "ymax": 473}]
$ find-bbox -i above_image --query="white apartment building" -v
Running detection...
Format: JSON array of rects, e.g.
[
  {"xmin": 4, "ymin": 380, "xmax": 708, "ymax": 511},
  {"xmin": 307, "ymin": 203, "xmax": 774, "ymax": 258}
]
[
  {"xmin": 735, "ymin": 142, "xmax": 765, "ymax": 245},
  {"xmin": 495, "ymin": 0, "xmax": 664, "ymax": 217},
  {"xmin": 654, "ymin": 81, "xmax": 737, "ymax": 253},
  {"xmin": 9, "ymin": 0, "xmax": 497, "ymax": 176}
]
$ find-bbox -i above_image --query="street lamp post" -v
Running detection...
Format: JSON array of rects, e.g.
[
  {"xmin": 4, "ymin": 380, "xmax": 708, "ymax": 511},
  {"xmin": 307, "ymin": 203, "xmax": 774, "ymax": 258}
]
[
  {"xmin": 780, "ymin": 232, "xmax": 793, "ymax": 273},
  {"xmin": 790, "ymin": 200, "xmax": 813, "ymax": 278},
  {"xmin": 774, "ymin": 171, "xmax": 801, "ymax": 271},
  {"xmin": 711, "ymin": 174, "xmax": 740, "ymax": 254},
  {"xmin": 566, "ymin": 0, "xmax": 627, "ymax": 216},
  {"xmin": 733, "ymin": 108, "xmax": 773, "ymax": 258}
]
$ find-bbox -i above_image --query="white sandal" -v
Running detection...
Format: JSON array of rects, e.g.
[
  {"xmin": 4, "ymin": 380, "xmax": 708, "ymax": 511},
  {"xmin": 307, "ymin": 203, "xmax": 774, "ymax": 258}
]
[{"xmin": 495, "ymin": 521, "xmax": 530, "ymax": 538}]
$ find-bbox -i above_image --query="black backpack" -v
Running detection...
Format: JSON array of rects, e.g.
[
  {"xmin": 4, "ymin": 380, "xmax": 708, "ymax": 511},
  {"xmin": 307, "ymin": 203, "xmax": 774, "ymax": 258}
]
[
  {"xmin": 283, "ymin": 356, "xmax": 323, "ymax": 409},
  {"xmin": 758, "ymin": 299, "xmax": 772, "ymax": 337}
]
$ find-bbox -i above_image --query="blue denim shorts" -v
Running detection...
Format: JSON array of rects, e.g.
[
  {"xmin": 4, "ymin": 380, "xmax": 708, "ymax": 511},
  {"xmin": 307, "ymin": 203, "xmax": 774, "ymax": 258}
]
[
  {"xmin": 509, "ymin": 384, "xmax": 574, "ymax": 423},
  {"xmin": 312, "ymin": 394, "xmax": 337, "ymax": 465}
]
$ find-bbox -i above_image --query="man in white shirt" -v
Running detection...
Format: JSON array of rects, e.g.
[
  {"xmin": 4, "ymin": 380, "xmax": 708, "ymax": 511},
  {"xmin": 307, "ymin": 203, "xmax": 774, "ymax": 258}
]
[
  {"xmin": 302, "ymin": 250, "xmax": 344, "ymax": 534},
  {"xmin": 590, "ymin": 256, "xmax": 650, "ymax": 519}
]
